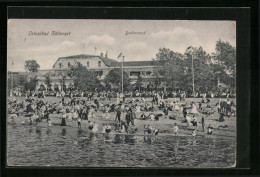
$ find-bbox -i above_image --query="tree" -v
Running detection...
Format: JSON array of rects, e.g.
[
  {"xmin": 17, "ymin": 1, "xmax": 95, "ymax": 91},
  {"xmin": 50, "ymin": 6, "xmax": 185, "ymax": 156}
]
[
  {"xmin": 136, "ymin": 75, "xmax": 144, "ymax": 92},
  {"xmin": 215, "ymin": 39, "xmax": 236, "ymax": 77},
  {"xmin": 24, "ymin": 60, "xmax": 40, "ymax": 73},
  {"xmin": 153, "ymin": 48, "xmax": 185, "ymax": 91},
  {"xmin": 104, "ymin": 68, "xmax": 130, "ymax": 92},
  {"xmin": 69, "ymin": 62, "xmax": 100, "ymax": 91},
  {"xmin": 214, "ymin": 39, "xmax": 236, "ymax": 89},
  {"xmin": 184, "ymin": 46, "xmax": 215, "ymax": 93},
  {"xmin": 44, "ymin": 73, "xmax": 52, "ymax": 91},
  {"xmin": 8, "ymin": 73, "xmax": 27, "ymax": 92},
  {"xmin": 24, "ymin": 76, "xmax": 38, "ymax": 91}
]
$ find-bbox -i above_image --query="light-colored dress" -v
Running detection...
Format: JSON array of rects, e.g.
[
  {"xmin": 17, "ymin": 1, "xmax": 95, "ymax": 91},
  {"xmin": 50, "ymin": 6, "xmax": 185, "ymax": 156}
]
[
  {"xmin": 136, "ymin": 105, "xmax": 141, "ymax": 113},
  {"xmin": 186, "ymin": 115, "xmax": 191, "ymax": 127},
  {"xmin": 191, "ymin": 103, "xmax": 199, "ymax": 114}
]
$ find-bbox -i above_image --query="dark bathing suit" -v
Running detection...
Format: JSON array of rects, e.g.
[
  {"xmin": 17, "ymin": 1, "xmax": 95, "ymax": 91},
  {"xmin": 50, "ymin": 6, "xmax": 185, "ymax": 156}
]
[{"xmin": 89, "ymin": 125, "xmax": 93, "ymax": 130}]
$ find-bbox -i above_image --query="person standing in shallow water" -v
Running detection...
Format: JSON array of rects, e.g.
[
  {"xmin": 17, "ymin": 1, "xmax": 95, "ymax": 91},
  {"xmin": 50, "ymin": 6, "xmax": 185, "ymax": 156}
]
[
  {"xmin": 77, "ymin": 116, "xmax": 82, "ymax": 129},
  {"xmin": 61, "ymin": 113, "xmax": 67, "ymax": 126},
  {"xmin": 173, "ymin": 123, "xmax": 179, "ymax": 136}
]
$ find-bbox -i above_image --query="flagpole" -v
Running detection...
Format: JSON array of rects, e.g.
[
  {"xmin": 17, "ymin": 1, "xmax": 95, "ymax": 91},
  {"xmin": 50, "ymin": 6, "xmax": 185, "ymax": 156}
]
[
  {"xmin": 121, "ymin": 56, "xmax": 124, "ymax": 95},
  {"xmin": 191, "ymin": 53, "xmax": 195, "ymax": 98},
  {"xmin": 11, "ymin": 59, "xmax": 13, "ymax": 97}
]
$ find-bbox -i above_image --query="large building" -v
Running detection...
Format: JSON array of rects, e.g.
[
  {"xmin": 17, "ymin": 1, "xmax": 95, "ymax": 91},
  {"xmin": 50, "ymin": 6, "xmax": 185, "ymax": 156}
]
[{"xmin": 34, "ymin": 53, "xmax": 164, "ymax": 91}]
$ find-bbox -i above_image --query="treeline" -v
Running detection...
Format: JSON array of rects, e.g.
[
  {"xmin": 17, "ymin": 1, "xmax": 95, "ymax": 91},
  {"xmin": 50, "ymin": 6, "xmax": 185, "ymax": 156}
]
[{"xmin": 153, "ymin": 39, "xmax": 236, "ymax": 93}]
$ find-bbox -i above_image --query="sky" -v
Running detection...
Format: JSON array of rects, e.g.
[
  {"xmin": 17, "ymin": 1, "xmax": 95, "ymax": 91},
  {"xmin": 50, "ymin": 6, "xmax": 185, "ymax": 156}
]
[{"xmin": 7, "ymin": 19, "xmax": 236, "ymax": 72}]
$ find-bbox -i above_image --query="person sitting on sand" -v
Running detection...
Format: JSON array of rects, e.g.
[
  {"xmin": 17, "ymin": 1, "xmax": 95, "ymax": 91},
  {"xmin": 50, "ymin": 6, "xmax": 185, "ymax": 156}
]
[
  {"xmin": 154, "ymin": 129, "xmax": 159, "ymax": 140},
  {"xmin": 207, "ymin": 124, "xmax": 213, "ymax": 135},
  {"xmin": 174, "ymin": 102, "xmax": 180, "ymax": 111},
  {"xmin": 117, "ymin": 122, "xmax": 126, "ymax": 133},
  {"xmin": 173, "ymin": 123, "xmax": 179, "ymax": 136},
  {"xmin": 105, "ymin": 124, "xmax": 111, "ymax": 134},
  {"xmin": 88, "ymin": 121, "xmax": 94, "ymax": 131},
  {"xmin": 149, "ymin": 113, "xmax": 155, "ymax": 121},
  {"xmin": 141, "ymin": 113, "xmax": 148, "ymax": 120}
]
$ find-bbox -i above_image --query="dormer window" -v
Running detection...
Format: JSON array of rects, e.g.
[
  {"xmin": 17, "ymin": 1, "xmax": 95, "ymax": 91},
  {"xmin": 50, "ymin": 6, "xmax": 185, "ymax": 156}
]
[
  {"xmin": 59, "ymin": 62, "xmax": 62, "ymax": 68},
  {"xmin": 68, "ymin": 62, "xmax": 71, "ymax": 68},
  {"xmin": 87, "ymin": 61, "xmax": 89, "ymax": 67},
  {"xmin": 98, "ymin": 61, "xmax": 101, "ymax": 67}
]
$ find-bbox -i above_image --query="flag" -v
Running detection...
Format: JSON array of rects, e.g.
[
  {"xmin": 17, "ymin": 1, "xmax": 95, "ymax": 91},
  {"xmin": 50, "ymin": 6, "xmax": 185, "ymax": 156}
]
[{"xmin": 117, "ymin": 52, "xmax": 122, "ymax": 59}]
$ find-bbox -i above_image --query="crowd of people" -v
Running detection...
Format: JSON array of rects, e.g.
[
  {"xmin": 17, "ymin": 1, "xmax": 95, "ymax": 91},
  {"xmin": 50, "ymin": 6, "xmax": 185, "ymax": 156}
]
[
  {"xmin": 10, "ymin": 87, "xmax": 236, "ymax": 100},
  {"xmin": 7, "ymin": 88, "xmax": 236, "ymax": 140}
]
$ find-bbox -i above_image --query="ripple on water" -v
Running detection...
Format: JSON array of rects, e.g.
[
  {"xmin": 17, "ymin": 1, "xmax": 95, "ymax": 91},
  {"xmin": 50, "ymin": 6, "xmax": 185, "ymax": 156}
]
[{"xmin": 7, "ymin": 125, "xmax": 236, "ymax": 167}]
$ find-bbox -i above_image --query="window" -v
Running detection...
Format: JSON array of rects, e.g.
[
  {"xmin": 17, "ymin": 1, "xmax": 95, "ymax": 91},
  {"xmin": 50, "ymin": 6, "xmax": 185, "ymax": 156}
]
[
  {"xmin": 87, "ymin": 61, "xmax": 89, "ymax": 67},
  {"xmin": 98, "ymin": 61, "xmax": 101, "ymax": 67},
  {"xmin": 68, "ymin": 62, "xmax": 71, "ymax": 68},
  {"xmin": 98, "ymin": 71, "xmax": 103, "ymax": 76},
  {"xmin": 146, "ymin": 71, "xmax": 152, "ymax": 76},
  {"xmin": 59, "ymin": 62, "xmax": 62, "ymax": 68},
  {"xmin": 130, "ymin": 71, "xmax": 140, "ymax": 76},
  {"xmin": 141, "ymin": 71, "xmax": 145, "ymax": 75}
]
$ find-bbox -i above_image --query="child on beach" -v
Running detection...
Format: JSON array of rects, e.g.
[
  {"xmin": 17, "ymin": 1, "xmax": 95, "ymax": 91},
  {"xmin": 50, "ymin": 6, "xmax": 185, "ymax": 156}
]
[
  {"xmin": 92, "ymin": 122, "xmax": 99, "ymax": 132},
  {"xmin": 192, "ymin": 129, "xmax": 196, "ymax": 138},
  {"xmin": 173, "ymin": 123, "xmax": 179, "ymax": 136},
  {"xmin": 105, "ymin": 124, "xmax": 111, "ymax": 134},
  {"xmin": 47, "ymin": 118, "xmax": 52, "ymax": 127},
  {"xmin": 201, "ymin": 116, "xmax": 205, "ymax": 132},
  {"xmin": 154, "ymin": 129, "xmax": 159, "ymax": 140},
  {"xmin": 207, "ymin": 124, "xmax": 213, "ymax": 135},
  {"xmin": 186, "ymin": 115, "xmax": 191, "ymax": 127},
  {"xmin": 77, "ymin": 117, "xmax": 82, "ymax": 129},
  {"xmin": 192, "ymin": 116, "xmax": 197, "ymax": 130},
  {"xmin": 88, "ymin": 121, "xmax": 94, "ymax": 131}
]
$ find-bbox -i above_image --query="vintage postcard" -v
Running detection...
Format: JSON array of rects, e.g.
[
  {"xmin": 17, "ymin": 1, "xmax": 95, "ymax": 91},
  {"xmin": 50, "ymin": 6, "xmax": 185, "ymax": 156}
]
[{"xmin": 7, "ymin": 19, "xmax": 236, "ymax": 167}]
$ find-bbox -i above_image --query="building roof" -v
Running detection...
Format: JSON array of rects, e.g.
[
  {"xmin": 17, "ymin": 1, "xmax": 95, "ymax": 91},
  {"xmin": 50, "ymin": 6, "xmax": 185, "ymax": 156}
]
[
  {"xmin": 53, "ymin": 54, "xmax": 119, "ymax": 67},
  {"xmin": 53, "ymin": 54, "xmax": 154, "ymax": 68}
]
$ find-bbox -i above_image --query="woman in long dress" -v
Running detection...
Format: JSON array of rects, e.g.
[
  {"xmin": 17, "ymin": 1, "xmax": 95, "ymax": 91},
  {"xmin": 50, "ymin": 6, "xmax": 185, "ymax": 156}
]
[
  {"xmin": 190, "ymin": 102, "xmax": 199, "ymax": 114},
  {"xmin": 136, "ymin": 105, "xmax": 141, "ymax": 113},
  {"xmin": 186, "ymin": 115, "xmax": 192, "ymax": 127}
]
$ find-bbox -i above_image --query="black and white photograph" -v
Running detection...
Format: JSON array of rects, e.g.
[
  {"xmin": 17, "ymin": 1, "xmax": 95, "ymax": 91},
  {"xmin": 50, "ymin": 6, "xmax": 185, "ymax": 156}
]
[{"xmin": 7, "ymin": 19, "xmax": 236, "ymax": 168}]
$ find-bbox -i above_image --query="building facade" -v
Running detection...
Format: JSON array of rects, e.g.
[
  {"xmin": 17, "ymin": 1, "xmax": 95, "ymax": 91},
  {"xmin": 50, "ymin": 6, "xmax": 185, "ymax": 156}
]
[{"xmin": 12, "ymin": 53, "xmax": 165, "ymax": 92}]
